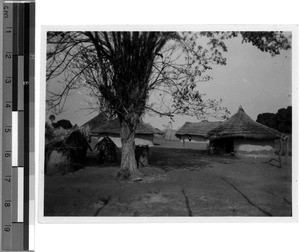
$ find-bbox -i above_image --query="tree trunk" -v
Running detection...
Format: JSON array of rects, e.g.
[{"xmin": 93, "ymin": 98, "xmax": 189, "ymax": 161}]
[{"xmin": 117, "ymin": 119, "xmax": 142, "ymax": 180}]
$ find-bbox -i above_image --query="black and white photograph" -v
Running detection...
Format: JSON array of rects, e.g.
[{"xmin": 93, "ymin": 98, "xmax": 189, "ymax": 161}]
[{"xmin": 42, "ymin": 29, "xmax": 293, "ymax": 218}]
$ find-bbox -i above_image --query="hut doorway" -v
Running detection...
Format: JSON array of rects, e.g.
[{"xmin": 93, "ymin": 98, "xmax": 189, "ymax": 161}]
[
  {"xmin": 223, "ymin": 138, "xmax": 234, "ymax": 153},
  {"xmin": 213, "ymin": 138, "xmax": 234, "ymax": 154}
]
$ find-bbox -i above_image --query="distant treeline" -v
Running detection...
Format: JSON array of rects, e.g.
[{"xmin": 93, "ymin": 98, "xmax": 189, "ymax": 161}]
[{"xmin": 256, "ymin": 106, "xmax": 292, "ymax": 133}]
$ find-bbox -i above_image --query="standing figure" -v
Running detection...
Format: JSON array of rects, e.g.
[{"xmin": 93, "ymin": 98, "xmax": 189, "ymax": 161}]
[{"xmin": 278, "ymin": 134, "xmax": 289, "ymax": 167}]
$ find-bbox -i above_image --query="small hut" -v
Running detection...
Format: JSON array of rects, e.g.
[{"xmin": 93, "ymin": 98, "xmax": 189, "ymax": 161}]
[
  {"xmin": 94, "ymin": 136, "xmax": 118, "ymax": 164},
  {"xmin": 176, "ymin": 120, "xmax": 221, "ymax": 144},
  {"xmin": 45, "ymin": 127, "xmax": 92, "ymax": 175},
  {"xmin": 92, "ymin": 118, "xmax": 160, "ymax": 143},
  {"xmin": 207, "ymin": 106, "xmax": 281, "ymax": 156},
  {"xmin": 81, "ymin": 114, "xmax": 161, "ymax": 148}
]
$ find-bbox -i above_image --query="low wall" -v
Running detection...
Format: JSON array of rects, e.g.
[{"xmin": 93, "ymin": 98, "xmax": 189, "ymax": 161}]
[{"xmin": 234, "ymin": 138, "xmax": 276, "ymax": 157}]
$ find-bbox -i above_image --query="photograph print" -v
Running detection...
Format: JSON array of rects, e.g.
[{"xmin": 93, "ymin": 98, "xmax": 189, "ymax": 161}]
[{"xmin": 43, "ymin": 29, "xmax": 293, "ymax": 217}]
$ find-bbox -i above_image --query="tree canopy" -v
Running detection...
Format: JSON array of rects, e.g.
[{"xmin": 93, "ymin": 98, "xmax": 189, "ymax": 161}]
[
  {"xmin": 256, "ymin": 106, "xmax": 292, "ymax": 134},
  {"xmin": 46, "ymin": 31, "xmax": 291, "ymax": 121}
]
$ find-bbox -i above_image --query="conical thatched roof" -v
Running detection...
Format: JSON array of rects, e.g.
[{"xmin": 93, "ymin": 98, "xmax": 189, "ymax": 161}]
[
  {"xmin": 207, "ymin": 106, "xmax": 281, "ymax": 140},
  {"xmin": 92, "ymin": 118, "xmax": 160, "ymax": 136},
  {"xmin": 81, "ymin": 113, "xmax": 108, "ymax": 132},
  {"xmin": 176, "ymin": 120, "xmax": 222, "ymax": 138}
]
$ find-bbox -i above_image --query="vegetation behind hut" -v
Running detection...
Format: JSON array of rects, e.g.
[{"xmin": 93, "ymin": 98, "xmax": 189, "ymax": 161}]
[{"xmin": 257, "ymin": 106, "xmax": 292, "ymax": 134}]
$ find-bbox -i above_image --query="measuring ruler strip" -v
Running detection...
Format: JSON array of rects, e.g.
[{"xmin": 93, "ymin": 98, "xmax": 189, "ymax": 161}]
[
  {"xmin": 2, "ymin": 2, "xmax": 13, "ymax": 250},
  {"xmin": 12, "ymin": 2, "xmax": 25, "ymax": 250},
  {"xmin": 2, "ymin": 1, "xmax": 35, "ymax": 251}
]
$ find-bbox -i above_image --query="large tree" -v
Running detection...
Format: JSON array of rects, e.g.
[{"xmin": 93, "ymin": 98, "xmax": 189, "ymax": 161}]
[{"xmin": 46, "ymin": 31, "xmax": 291, "ymax": 179}]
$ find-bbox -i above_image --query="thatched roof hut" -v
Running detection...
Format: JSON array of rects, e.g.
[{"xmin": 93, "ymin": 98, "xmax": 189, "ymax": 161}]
[
  {"xmin": 207, "ymin": 107, "xmax": 281, "ymax": 140},
  {"xmin": 94, "ymin": 136, "xmax": 118, "ymax": 164},
  {"xmin": 45, "ymin": 127, "xmax": 92, "ymax": 175},
  {"xmin": 207, "ymin": 106, "xmax": 281, "ymax": 156},
  {"xmin": 176, "ymin": 120, "xmax": 221, "ymax": 140},
  {"xmin": 81, "ymin": 113, "xmax": 108, "ymax": 132},
  {"xmin": 92, "ymin": 118, "xmax": 160, "ymax": 143}
]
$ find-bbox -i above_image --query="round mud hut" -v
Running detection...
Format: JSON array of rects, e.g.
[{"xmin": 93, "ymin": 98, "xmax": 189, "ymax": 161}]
[
  {"xmin": 176, "ymin": 120, "xmax": 221, "ymax": 146},
  {"xmin": 92, "ymin": 117, "xmax": 160, "ymax": 144},
  {"xmin": 207, "ymin": 106, "xmax": 281, "ymax": 156}
]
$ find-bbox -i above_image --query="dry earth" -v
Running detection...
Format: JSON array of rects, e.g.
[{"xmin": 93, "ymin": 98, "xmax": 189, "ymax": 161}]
[{"xmin": 44, "ymin": 143, "xmax": 292, "ymax": 217}]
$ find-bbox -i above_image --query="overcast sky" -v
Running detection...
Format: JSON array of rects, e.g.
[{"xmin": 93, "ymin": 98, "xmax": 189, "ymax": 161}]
[{"xmin": 46, "ymin": 33, "xmax": 292, "ymax": 130}]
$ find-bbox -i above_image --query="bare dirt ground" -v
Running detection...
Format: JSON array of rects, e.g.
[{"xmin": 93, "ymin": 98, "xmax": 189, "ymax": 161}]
[{"xmin": 44, "ymin": 139, "xmax": 292, "ymax": 217}]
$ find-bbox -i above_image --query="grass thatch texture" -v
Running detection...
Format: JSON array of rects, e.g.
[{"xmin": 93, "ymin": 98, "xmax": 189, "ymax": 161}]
[
  {"xmin": 93, "ymin": 117, "xmax": 161, "ymax": 136},
  {"xmin": 207, "ymin": 107, "xmax": 281, "ymax": 140},
  {"xmin": 176, "ymin": 121, "xmax": 222, "ymax": 139}
]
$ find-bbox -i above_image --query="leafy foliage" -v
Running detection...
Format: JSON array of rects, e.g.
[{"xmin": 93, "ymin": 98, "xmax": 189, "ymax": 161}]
[
  {"xmin": 240, "ymin": 32, "xmax": 291, "ymax": 56},
  {"xmin": 256, "ymin": 106, "xmax": 292, "ymax": 133},
  {"xmin": 256, "ymin": 113, "xmax": 278, "ymax": 129},
  {"xmin": 277, "ymin": 106, "xmax": 292, "ymax": 133}
]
